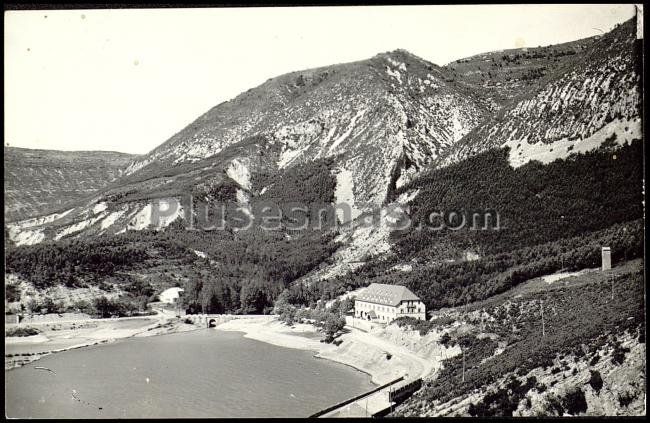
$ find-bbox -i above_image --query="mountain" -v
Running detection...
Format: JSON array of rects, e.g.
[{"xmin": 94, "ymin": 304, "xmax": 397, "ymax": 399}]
[
  {"xmin": 3, "ymin": 15, "xmax": 643, "ymax": 418},
  {"xmin": 6, "ymin": 49, "xmax": 488, "ymax": 245},
  {"xmin": 439, "ymin": 19, "xmax": 641, "ymax": 168},
  {"xmin": 4, "ymin": 147, "xmax": 137, "ymax": 222},
  {"xmin": 444, "ymin": 35, "xmax": 598, "ymax": 110},
  {"xmin": 126, "ymin": 49, "xmax": 488, "ymax": 203},
  {"xmin": 5, "ymin": 18, "xmax": 643, "ymax": 314}
]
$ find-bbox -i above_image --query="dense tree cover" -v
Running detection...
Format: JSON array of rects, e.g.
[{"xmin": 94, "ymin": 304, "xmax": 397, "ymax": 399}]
[
  {"xmin": 13, "ymin": 293, "xmax": 153, "ymax": 318},
  {"xmin": 6, "ymin": 224, "xmax": 340, "ymax": 316},
  {"xmin": 161, "ymin": 158, "xmax": 342, "ymax": 314},
  {"xmin": 255, "ymin": 157, "xmax": 337, "ymax": 205},
  {"xmin": 287, "ymin": 217, "xmax": 642, "ymax": 312},
  {"xmin": 173, "ymin": 227, "xmax": 340, "ymax": 314},
  {"xmin": 391, "ymin": 140, "xmax": 643, "ymax": 260},
  {"xmin": 274, "ymin": 290, "xmax": 348, "ymax": 342},
  {"xmin": 90, "ymin": 295, "xmax": 154, "ymax": 318},
  {"xmin": 294, "ymin": 141, "xmax": 643, "ymax": 311},
  {"xmin": 5, "ymin": 231, "xmax": 192, "ymax": 289}
]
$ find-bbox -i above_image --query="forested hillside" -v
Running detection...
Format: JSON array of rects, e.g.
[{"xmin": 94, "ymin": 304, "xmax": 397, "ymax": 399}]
[
  {"xmin": 4, "ymin": 17, "xmax": 643, "ymax": 323},
  {"xmin": 285, "ymin": 140, "xmax": 643, "ymax": 310},
  {"xmin": 5, "ymin": 156, "xmax": 344, "ymax": 315}
]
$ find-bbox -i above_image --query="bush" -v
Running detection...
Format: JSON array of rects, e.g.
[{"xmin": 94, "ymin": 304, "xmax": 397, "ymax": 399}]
[
  {"xmin": 5, "ymin": 284, "xmax": 21, "ymax": 302},
  {"xmin": 544, "ymin": 394, "xmax": 565, "ymax": 416},
  {"xmin": 611, "ymin": 342, "xmax": 630, "ymax": 365},
  {"xmin": 562, "ymin": 388, "xmax": 588, "ymax": 415},
  {"xmin": 439, "ymin": 332, "xmax": 452, "ymax": 347},
  {"xmin": 468, "ymin": 376, "xmax": 537, "ymax": 416},
  {"xmin": 392, "ymin": 316, "xmax": 437, "ymax": 335},
  {"xmin": 6, "ymin": 326, "xmax": 40, "ymax": 337},
  {"xmin": 588, "ymin": 370, "xmax": 603, "ymax": 394},
  {"xmin": 618, "ymin": 391, "xmax": 637, "ymax": 407}
]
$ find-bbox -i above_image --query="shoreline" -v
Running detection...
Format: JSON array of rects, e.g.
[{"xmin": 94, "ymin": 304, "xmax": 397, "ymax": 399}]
[
  {"xmin": 6, "ymin": 313, "xmax": 437, "ymax": 388},
  {"xmin": 4, "ymin": 310, "xmax": 200, "ymax": 370},
  {"xmin": 311, "ymin": 353, "xmax": 380, "ymax": 387},
  {"xmin": 216, "ymin": 316, "xmax": 434, "ymax": 386}
]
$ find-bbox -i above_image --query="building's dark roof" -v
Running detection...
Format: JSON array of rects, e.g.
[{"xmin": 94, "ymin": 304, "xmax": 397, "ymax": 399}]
[{"xmin": 355, "ymin": 283, "xmax": 421, "ymax": 306}]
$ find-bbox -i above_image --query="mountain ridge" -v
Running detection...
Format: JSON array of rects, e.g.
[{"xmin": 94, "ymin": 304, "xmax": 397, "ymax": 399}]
[{"xmin": 4, "ymin": 147, "xmax": 138, "ymax": 223}]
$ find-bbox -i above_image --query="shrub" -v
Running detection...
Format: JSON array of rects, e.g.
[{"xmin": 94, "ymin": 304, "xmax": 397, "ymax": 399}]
[
  {"xmin": 5, "ymin": 284, "xmax": 21, "ymax": 302},
  {"xmin": 562, "ymin": 388, "xmax": 588, "ymax": 415},
  {"xmin": 611, "ymin": 343, "xmax": 630, "ymax": 365},
  {"xmin": 544, "ymin": 394, "xmax": 565, "ymax": 416},
  {"xmin": 392, "ymin": 316, "xmax": 437, "ymax": 335},
  {"xmin": 467, "ymin": 376, "xmax": 537, "ymax": 416},
  {"xmin": 588, "ymin": 370, "xmax": 603, "ymax": 394},
  {"xmin": 439, "ymin": 332, "xmax": 452, "ymax": 347},
  {"xmin": 618, "ymin": 391, "xmax": 637, "ymax": 407},
  {"xmin": 6, "ymin": 326, "xmax": 40, "ymax": 337}
]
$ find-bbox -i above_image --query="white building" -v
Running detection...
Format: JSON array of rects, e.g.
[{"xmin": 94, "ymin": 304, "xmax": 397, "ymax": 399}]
[
  {"xmin": 159, "ymin": 287, "xmax": 184, "ymax": 304},
  {"xmin": 354, "ymin": 283, "xmax": 426, "ymax": 323}
]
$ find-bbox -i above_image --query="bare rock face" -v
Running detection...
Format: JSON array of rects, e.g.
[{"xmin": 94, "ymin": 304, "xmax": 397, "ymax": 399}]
[
  {"xmin": 125, "ymin": 49, "xmax": 487, "ymax": 207},
  {"xmin": 5, "ymin": 19, "xmax": 641, "ymax": 250},
  {"xmin": 439, "ymin": 19, "xmax": 641, "ymax": 169}
]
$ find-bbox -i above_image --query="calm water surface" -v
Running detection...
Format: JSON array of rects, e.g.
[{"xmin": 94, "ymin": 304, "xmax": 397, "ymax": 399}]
[{"xmin": 5, "ymin": 329, "xmax": 374, "ymax": 418}]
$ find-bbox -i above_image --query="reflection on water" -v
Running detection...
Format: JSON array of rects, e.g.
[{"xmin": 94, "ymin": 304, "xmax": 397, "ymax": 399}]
[{"xmin": 5, "ymin": 329, "xmax": 374, "ymax": 418}]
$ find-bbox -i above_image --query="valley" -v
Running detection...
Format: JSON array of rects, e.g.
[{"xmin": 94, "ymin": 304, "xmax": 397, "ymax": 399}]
[{"xmin": 4, "ymin": 13, "xmax": 644, "ymax": 418}]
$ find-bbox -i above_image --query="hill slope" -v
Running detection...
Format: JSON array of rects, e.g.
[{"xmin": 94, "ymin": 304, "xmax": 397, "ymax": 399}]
[
  {"xmin": 392, "ymin": 259, "xmax": 645, "ymax": 417},
  {"xmin": 439, "ymin": 19, "xmax": 641, "ymax": 169},
  {"xmin": 444, "ymin": 35, "xmax": 598, "ymax": 110},
  {"xmin": 4, "ymin": 18, "xmax": 643, "ymax": 322},
  {"xmin": 126, "ymin": 49, "xmax": 487, "ymax": 204},
  {"xmin": 4, "ymin": 147, "xmax": 137, "ymax": 222},
  {"xmin": 6, "ymin": 50, "xmax": 487, "ymax": 245}
]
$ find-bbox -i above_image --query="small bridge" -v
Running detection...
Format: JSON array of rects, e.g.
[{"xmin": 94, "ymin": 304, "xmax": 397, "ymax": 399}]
[{"xmin": 183, "ymin": 314, "xmax": 237, "ymax": 328}]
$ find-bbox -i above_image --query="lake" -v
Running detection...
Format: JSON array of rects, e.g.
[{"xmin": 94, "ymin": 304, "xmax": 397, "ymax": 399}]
[{"xmin": 5, "ymin": 329, "xmax": 374, "ymax": 418}]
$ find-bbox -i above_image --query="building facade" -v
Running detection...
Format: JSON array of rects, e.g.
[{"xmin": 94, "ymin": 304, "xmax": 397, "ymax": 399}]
[
  {"xmin": 354, "ymin": 283, "xmax": 426, "ymax": 323},
  {"xmin": 159, "ymin": 287, "xmax": 184, "ymax": 304}
]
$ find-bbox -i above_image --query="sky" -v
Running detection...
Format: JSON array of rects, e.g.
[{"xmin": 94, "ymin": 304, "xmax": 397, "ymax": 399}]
[{"xmin": 4, "ymin": 4, "xmax": 638, "ymax": 155}]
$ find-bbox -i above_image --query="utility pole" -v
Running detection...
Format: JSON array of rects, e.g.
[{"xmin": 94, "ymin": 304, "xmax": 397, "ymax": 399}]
[
  {"xmin": 611, "ymin": 276, "xmax": 615, "ymax": 301},
  {"xmin": 462, "ymin": 347, "xmax": 466, "ymax": 382},
  {"xmin": 540, "ymin": 300, "xmax": 545, "ymax": 338}
]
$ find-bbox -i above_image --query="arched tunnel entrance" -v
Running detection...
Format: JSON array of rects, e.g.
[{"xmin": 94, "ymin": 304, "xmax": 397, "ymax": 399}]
[{"xmin": 208, "ymin": 319, "xmax": 217, "ymax": 328}]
